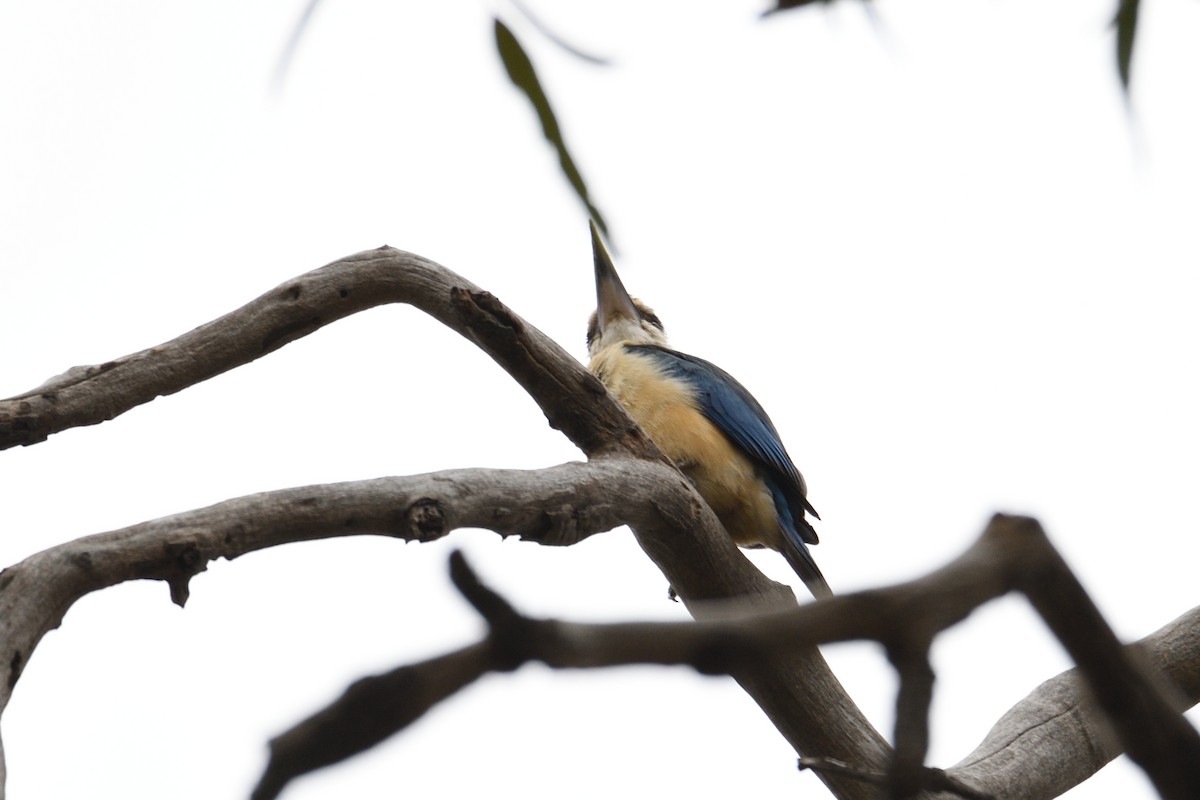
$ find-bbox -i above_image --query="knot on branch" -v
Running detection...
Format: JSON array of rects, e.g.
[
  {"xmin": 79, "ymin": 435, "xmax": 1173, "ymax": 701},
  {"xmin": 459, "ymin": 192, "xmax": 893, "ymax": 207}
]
[
  {"xmin": 450, "ymin": 287, "xmax": 524, "ymax": 336},
  {"xmin": 507, "ymin": 504, "xmax": 586, "ymax": 547},
  {"xmin": 8, "ymin": 650, "xmax": 23, "ymax": 690},
  {"xmin": 260, "ymin": 316, "xmax": 323, "ymax": 353},
  {"xmin": 405, "ymin": 498, "xmax": 446, "ymax": 542},
  {"xmin": 0, "ymin": 401, "xmax": 50, "ymax": 446},
  {"xmin": 163, "ymin": 541, "xmax": 207, "ymax": 608}
]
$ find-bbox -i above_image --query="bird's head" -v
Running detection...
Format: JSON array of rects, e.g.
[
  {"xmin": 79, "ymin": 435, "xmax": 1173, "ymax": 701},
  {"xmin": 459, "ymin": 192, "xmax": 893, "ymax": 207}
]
[{"xmin": 586, "ymin": 221, "xmax": 668, "ymax": 357}]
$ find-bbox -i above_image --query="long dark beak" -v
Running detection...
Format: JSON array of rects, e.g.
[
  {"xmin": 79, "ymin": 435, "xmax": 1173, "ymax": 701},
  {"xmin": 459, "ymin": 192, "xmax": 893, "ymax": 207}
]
[{"xmin": 591, "ymin": 219, "xmax": 640, "ymax": 331}]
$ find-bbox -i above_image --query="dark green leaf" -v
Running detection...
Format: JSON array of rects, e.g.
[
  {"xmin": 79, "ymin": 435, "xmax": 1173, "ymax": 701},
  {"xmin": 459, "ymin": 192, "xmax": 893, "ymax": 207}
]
[
  {"xmin": 493, "ymin": 18, "xmax": 610, "ymax": 240},
  {"xmin": 765, "ymin": 0, "xmax": 835, "ymax": 13},
  {"xmin": 1113, "ymin": 0, "xmax": 1140, "ymax": 91}
]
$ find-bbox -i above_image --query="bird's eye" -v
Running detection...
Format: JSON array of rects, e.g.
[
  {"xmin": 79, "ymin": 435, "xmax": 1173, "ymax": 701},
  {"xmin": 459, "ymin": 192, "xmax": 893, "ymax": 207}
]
[{"xmin": 643, "ymin": 311, "xmax": 664, "ymax": 332}]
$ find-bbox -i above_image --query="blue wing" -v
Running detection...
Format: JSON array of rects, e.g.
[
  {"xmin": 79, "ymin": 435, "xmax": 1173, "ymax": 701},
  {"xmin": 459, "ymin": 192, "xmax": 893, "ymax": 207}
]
[{"xmin": 628, "ymin": 344, "xmax": 820, "ymax": 541}]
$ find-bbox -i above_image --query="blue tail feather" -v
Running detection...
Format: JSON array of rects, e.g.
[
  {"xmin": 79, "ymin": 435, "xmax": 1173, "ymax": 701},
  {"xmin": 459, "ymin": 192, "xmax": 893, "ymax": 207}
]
[{"xmin": 769, "ymin": 482, "xmax": 832, "ymax": 599}]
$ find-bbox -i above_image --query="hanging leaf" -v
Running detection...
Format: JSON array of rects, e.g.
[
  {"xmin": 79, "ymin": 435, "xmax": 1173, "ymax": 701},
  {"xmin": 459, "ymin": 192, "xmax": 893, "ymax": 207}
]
[
  {"xmin": 508, "ymin": 0, "xmax": 611, "ymax": 65},
  {"xmin": 272, "ymin": 0, "xmax": 324, "ymax": 92},
  {"xmin": 1113, "ymin": 0, "xmax": 1140, "ymax": 91},
  {"xmin": 765, "ymin": 0, "xmax": 835, "ymax": 12},
  {"xmin": 494, "ymin": 18, "xmax": 611, "ymax": 240}
]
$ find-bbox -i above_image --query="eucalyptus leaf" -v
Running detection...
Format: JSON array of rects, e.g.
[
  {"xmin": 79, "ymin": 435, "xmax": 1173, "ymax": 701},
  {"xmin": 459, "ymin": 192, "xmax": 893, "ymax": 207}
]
[{"xmin": 494, "ymin": 18, "xmax": 610, "ymax": 239}]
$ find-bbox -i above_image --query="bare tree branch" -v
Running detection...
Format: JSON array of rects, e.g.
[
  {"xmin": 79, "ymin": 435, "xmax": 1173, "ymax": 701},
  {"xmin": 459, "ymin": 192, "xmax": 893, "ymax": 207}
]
[
  {"xmin": 0, "ymin": 459, "xmax": 676, "ymax": 705},
  {"xmin": 0, "ymin": 456, "xmax": 718, "ymax": 798},
  {"xmin": 0, "ymin": 247, "xmax": 653, "ymax": 459},
  {"xmin": 0, "ymin": 452, "xmax": 881, "ymax": 798},
  {"xmin": 889, "ymin": 641, "xmax": 937, "ymax": 798},
  {"xmin": 250, "ymin": 514, "xmax": 1200, "ymax": 800},
  {"xmin": 0, "ymin": 247, "xmax": 891, "ymax": 799},
  {"xmin": 1015, "ymin": 535, "xmax": 1200, "ymax": 799},
  {"xmin": 948, "ymin": 604, "xmax": 1200, "ymax": 800},
  {"xmin": 5, "ymin": 248, "xmax": 1197, "ymax": 800},
  {"xmin": 252, "ymin": 641, "xmax": 492, "ymax": 800},
  {"xmin": 256, "ymin": 514, "xmax": 1022, "ymax": 798}
]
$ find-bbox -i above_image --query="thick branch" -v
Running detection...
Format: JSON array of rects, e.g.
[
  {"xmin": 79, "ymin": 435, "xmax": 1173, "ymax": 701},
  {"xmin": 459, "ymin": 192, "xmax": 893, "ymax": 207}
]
[
  {"xmin": 1020, "ymin": 545, "xmax": 1200, "ymax": 798},
  {"xmin": 0, "ymin": 247, "xmax": 655, "ymax": 459},
  {"xmin": 0, "ymin": 459, "xmax": 681, "ymax": 713},
  {"xmin": 7, "ymin": 246, "xmax": 1194, "ymax": 800},
  {"xmin": 251, "ymin": 514, "xmax": 1200, "ymax": 800},
  {"xmin": 29, "ymin": 248, "xmax": 1192, "ymax": 800},
  {"xmin": 254, "ymin": 534, "xmax": 1018, "ymax": 800},
  {"xmin": 0, "ymin": 247, "xmax": 891, "ymax": 798},
  {"xmin": 255, "ymin": 516, "xmax": 1014, "ymax": 797},
  {"xmin": 946, "ymin": 604, "xmax": 1200, "ymax": 799},
  {"xmin": 2, "ymin": 444, "xmax": 884, "ymax": 796}
]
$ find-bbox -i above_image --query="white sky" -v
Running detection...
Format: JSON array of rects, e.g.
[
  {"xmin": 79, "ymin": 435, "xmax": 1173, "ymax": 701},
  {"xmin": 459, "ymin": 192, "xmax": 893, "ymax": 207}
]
[{"xmin": 1, "ymin": 1, "xmax": 1198, "ymax": 798}]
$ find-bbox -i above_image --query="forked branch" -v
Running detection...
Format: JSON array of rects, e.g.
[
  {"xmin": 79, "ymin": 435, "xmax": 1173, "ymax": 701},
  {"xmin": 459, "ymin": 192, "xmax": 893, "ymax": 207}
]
[
  {"xmin": 2, "ymin": 248, "xmax": 1197, "ymax": 800},
  {"xmin": 251, "ymin": 514, "xmax": 1200, "ymax": 800},
  {"xmin": 0, "ymin": 248, "xmax": 885, "ymax": 800}
]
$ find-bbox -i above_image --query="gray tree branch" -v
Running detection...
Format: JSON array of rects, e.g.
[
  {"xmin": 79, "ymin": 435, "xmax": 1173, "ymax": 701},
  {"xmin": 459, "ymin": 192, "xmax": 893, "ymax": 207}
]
[
  {"xmin": 249, "ymin": 515, "xmax": 1200, "ymax": 800},
  {"xmin": 0, "ymin": 248, "xmax": 887, "ymax": 800},
  {"xmin": 0, "ymin": 458, "xmax": 682, "ymax": 696},
  {"xmin": 948, "ymin": 604, "xmax": 1200, "ymax": 800},
  {"xmin": 0, "ymin": 247, "xmax": 652, "ymax": 459},
  {"xmin": 2, "ymin": 248, "xmax": 1197, "ymax": 800},
  {"xmin": 0, "ymin": 459, "xmax": 696, "ymax": 784}
]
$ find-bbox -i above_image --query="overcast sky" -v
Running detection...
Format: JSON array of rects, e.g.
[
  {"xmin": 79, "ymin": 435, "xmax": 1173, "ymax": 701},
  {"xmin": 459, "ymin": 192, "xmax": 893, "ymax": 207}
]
[{"xmin": 1, "ymin": 1, "xmax": 1198, "ymax": 798}]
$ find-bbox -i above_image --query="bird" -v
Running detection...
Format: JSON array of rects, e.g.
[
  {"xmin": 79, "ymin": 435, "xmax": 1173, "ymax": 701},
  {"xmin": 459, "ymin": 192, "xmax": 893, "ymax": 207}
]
[{"xmin": 585, "ymin": 221, "xmax": 831, "ymax": 599}]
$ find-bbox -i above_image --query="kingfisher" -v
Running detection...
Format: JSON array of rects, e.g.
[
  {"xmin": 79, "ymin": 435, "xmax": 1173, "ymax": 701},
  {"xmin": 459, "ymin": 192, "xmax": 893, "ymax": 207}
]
[{"xmin": 586, "ymin": 222, "xmax": 831, "ymax": 599}]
